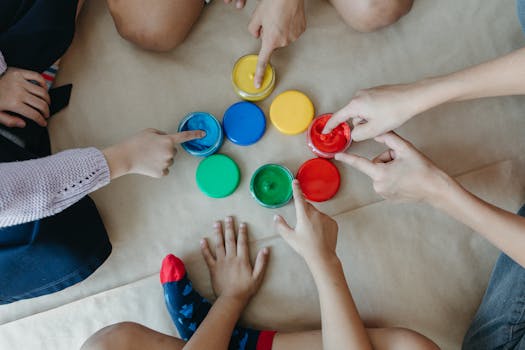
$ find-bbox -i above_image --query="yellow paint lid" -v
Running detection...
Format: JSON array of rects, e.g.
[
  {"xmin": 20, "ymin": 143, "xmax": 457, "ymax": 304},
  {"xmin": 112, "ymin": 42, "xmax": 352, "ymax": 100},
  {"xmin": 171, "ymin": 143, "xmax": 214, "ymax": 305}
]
[
  {"xmin": 232, "ymin": 55, "xmax": 275, "ymax": 101},
  {"xmin": 269, "ymin": 90, "xmax": 315, "ymax": 135}
]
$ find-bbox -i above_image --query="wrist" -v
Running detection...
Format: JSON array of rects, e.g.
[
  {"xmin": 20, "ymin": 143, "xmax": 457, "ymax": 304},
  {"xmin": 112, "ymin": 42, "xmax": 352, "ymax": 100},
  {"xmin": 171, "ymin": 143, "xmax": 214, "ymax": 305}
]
[
  {"xmin": 305, "ymin": 251, "xmax": 341, "ymax": 274},
  {"xmin": 410, "ymin": 75, "xmax": 462, "ymax": 115},
  {"xmin": 423, "ymin": 169, "xmax": 461, "ymax": 209},
  {"xmin": 216, "ymin": 294, "xmax": 250, "ymax": 310},
  {"xmin": 102, "ymin": 144, "xmax": 132, "ymax": 180}
]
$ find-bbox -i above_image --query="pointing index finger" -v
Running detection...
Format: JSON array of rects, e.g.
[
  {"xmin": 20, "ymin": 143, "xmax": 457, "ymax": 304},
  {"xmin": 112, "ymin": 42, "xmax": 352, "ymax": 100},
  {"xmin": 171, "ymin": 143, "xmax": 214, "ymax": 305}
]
[
  {"xmin": 168, "ymin": 130, "xmax": 206, "ymax": 144},
  {"xmin": 254, "ymin": 41, "xmax": 273, "ymax": 89}
]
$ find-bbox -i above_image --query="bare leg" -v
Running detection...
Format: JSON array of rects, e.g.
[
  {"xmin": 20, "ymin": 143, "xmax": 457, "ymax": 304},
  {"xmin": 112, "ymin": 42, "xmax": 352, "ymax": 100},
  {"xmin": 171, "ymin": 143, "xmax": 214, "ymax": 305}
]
[
  {"xmin": 106, "ymin": 0, "xmax": 204, "ymax": 52},
  {"xmin": 329, "ymin": 0, "xmax": 413, "ymax": 32},
  {"xmin": 81, "ymin": 322, "xmax": 186, "ymax": 350},
  {"xmin": 81, "ymin": 323, "xmax": 439, "ymax": 350},
  {"xmin": 273, "ymin": 328, "xmax": 439, "ymax": 350}
]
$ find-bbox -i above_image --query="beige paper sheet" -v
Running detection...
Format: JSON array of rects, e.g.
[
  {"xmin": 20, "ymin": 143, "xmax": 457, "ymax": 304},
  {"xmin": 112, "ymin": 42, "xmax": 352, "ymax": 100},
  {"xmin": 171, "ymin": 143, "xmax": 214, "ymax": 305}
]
[{"xmin": 1, "ymin": 0, "xmax": 525, "ymax": 349}]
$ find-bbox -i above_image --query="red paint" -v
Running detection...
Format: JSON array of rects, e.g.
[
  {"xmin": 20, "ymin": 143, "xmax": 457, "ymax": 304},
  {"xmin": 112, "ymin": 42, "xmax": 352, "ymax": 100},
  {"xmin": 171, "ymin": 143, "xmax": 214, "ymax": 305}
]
[
  {"xmin": 256, "ymin": 331, "xmax": 277, "ymax": 350},
  {"xmin": 296, "ymin": 158, "xmax": 341, "ymax": 202},
  {"xmin": 307, "ymin": 114, "xmax": 351, "ymax": 158},
  {"xmin": 160, "ymin": 254, "xmax": 186, "ymax": 284}
]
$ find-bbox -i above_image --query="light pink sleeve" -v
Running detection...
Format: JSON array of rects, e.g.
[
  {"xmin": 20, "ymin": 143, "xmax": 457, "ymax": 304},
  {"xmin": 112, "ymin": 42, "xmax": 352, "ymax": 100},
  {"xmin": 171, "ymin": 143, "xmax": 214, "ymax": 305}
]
[
  {"xmin": 0, "ymin": 148, "xmax": 111, "ymax": 227},
  {"xmin": 0, "ymin": 51, "xmax": 6, "ymax": 75}
]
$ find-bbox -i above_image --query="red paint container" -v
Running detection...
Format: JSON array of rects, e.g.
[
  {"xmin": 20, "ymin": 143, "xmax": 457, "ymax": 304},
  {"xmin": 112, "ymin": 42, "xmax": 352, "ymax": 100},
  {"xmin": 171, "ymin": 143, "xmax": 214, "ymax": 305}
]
[
  {"xmin": 307, "ymin": 114, "xmax": 351, "ymax": 158},
  {"xmin": 296, "ymin": 158, "xmax": 341, "ymax": 202}
]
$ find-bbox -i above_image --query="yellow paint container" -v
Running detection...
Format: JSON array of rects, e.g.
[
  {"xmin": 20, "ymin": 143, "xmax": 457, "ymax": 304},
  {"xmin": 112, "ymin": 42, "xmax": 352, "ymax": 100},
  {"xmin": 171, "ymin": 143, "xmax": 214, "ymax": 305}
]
[{"xmin": 232, "ymin": 55, "xmax": 275, "ymax": 101}]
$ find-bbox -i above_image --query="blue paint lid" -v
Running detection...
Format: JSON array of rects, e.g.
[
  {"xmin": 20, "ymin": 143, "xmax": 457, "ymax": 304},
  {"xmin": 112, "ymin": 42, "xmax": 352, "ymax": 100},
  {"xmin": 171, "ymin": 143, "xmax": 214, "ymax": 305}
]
[
  {"xmin": 223, "ymin": 102, "xmax": 266, "ymax": 146},
  {"xmin": 178, "ymin": 112, "xmax": 224, "ymax": 157}
]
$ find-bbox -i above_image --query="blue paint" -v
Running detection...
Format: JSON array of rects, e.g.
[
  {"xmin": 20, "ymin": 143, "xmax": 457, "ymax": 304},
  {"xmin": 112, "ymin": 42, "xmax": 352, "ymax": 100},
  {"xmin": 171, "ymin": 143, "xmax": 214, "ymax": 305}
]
[
  {"xmin": 223, "ymin": 101, "xmax": 266, "ymax": 146},
  {"xmin": 178, "ymin": 112, "xmax": 223, "ymax": 157}
]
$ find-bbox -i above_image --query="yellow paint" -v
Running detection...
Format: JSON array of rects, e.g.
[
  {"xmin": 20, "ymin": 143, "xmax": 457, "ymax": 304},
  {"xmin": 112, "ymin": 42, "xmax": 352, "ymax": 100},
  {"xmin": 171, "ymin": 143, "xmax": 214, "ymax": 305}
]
[
  {"xmin": 232, "ymin": 55, "xmax": 275, "ymax": 101},
  {"xmin": 270, "ymin": 90, "xmax": 315, "ymax": 135}
]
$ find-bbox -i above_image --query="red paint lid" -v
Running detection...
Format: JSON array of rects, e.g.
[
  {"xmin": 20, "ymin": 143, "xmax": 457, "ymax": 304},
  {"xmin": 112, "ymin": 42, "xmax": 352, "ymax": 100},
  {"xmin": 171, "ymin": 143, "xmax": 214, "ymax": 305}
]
[
  {"xmin": 308, "ymin": 114, "xmax": 351, "ymax": 158},
  {"xmin": 296, "ymin": 158, "xmax": 341, "ymax": 202}
]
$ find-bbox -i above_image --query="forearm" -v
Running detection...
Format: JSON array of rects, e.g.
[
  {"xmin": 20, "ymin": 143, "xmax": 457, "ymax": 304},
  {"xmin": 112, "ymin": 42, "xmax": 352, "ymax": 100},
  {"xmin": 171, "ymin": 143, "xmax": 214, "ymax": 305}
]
[
  {"xmin": 183, "ymin": 296, "xmax": 246, "ymax": 350},
  {"xmin": 430, "ymin": 174, "xmax": 525, "ymax": 267},
  {"xmin": 308, "ymin": 255, "xmax": 373, "ymax": 350},
  {"xmin": 408, "ymin": 47, "xmax": 525, "ymax": 114}
]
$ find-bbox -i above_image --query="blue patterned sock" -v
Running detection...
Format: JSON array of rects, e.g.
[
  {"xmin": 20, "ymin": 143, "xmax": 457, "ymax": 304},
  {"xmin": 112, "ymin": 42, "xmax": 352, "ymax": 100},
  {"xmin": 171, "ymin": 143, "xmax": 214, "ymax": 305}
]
[{"xmin": 160, "ymin": 254, "xmax": 276, "ymax": 349}]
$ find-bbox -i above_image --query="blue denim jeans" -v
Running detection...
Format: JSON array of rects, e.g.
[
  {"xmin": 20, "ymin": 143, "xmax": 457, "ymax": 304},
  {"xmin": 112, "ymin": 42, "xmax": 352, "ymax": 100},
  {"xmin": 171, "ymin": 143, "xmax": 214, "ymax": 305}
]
[
  {"xmin": 462, "ymin": 205, "xmax": 525, "ymax": 349},
  {"xmin": 518, "ymin": 0, "xmax": 525, "ymax": 34}
]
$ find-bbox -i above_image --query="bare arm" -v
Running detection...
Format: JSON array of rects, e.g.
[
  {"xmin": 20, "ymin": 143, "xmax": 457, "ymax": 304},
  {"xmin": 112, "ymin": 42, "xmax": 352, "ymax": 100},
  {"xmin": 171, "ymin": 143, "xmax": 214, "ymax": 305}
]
[
  {"xmin": 336, "ymin": 132, "xmax": 525, "ymax": 268},
  {"xmin": 276, "ymin": 181, "xmax": 372, "ymax": 350},
  {"xmin": 430, "ymin": 175, "xmax": 525, "ymax": 267},
  {"xmin": 183, "ymin": 296, "xmax": 247, "ymax": 350},
  {"xmin": 325, "ymin": 48, "xmax": 525, "ymax": 141}
]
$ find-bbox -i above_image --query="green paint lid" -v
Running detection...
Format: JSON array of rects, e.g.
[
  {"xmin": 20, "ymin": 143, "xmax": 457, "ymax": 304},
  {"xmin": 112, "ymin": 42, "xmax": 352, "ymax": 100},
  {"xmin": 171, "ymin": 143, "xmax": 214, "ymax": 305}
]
[
  {"xmin": 196, "ymin": 154, "xmax": 240, "ymax": 198},
  {"xmin": 250, "ymin": 164, "xmax": 293, "ymax": 208}
]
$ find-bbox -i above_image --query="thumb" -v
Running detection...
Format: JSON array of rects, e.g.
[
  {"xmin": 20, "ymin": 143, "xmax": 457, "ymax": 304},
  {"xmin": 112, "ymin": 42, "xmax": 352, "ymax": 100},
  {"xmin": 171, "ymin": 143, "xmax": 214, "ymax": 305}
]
[
  {"xmin": 168, "ymin": 130, "xmax": 206, "ymax": 144},
  {"xmin": 274, "ymin": 215, "xmax": 294, "ymax": 242},
  {"xmin": 252, "ymin": 247, "xmax": 270, "ymax": 280},
  {"xmin": 351, "ymin": 122, "xmax": 378, "ymax": 142},
  {"xmin": 374, "ymin": 132, "xmax": 411, "ymax": 153}
]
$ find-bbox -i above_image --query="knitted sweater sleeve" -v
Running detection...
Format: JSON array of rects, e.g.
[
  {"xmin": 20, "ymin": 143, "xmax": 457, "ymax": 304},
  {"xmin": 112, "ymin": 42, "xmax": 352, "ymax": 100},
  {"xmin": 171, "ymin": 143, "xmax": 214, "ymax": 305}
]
[
  {"xmin": 0, "ymin": 51, "xmax": 6, "ymax": 75},
  {"xmin": 0, "ymin": 148, "xmax": 111, "ymax": 227}
]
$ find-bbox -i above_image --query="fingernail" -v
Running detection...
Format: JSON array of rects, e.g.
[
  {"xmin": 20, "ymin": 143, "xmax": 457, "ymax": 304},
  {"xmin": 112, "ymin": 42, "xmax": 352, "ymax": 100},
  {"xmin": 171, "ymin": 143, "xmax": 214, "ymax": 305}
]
[
  {"xmin": 16, "ymin": 121, "xmax": 25, "ymax": 128},
  {"xmin": 213, "ymin": 222, "xmax": 220, "ymax": 228},
  {"xmin": 236, "ymin": 0, "xmax": 242, "ymax": 8},
  {"xmin": 255, "ymin": 81, "xmax": 261, "ymax": 89},
  {"xmin": 240, "ymin": 222, "xmax": 246, "ymax": 227},
  {"xmin": 273, "ymin": 215, "xmax": 279, "ymax": 221},
  {"xmin": 292, "ymin": 179, "xmax": 299, "ymax": 185},
  {"xmin": 226, "ymin": 216, "xmax": 233, "ymax": 222},
  {"xmin": 200, "ymin": 130, "xmax": 206, "ymax": 138},
  {"xmin": 263, "ymin": 247, "xmax": 269, "ymax": 254},
  {"xmin": 200, "ymin": 239, "xmax": 206, "ymax": 246}
]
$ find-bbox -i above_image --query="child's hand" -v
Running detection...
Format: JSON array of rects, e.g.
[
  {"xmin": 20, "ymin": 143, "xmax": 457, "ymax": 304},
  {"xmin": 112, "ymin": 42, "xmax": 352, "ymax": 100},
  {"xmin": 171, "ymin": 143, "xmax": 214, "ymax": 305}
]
[
  {"xmin": 223, "ymin": 0, "xmax": 246, "ymax": 9},
  {"xmin": 102, "ymin": 128, "xmax": 205, "ymax": 179},
  {"xmin": 200, "ymin": 216, "xmax": 269, "ymax": 303},
  {"xmin": 275, "ymin": 180, "xmax": 339, "ymax": 265},
  {"xmin": 0, "ymin": 68, "xmax": 50, "ymax": 128},
  {"xmin": 248, "ymin": 0, "xmax": 306, "ymax": 88},
  {"xmin": 335, "ymin": 132, "xmax": 449, "ymax": 203}
]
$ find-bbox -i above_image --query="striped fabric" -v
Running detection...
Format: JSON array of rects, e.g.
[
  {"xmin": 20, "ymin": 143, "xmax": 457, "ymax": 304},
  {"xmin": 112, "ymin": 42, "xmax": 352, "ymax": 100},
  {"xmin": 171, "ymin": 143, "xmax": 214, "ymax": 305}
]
[
  {"xmin": 41, "ymin": 64, "xmax": 59, "ymax": 89},
  {"xmin": 0, "ymin": 51, "xmax": 6, "ymax": 76}
]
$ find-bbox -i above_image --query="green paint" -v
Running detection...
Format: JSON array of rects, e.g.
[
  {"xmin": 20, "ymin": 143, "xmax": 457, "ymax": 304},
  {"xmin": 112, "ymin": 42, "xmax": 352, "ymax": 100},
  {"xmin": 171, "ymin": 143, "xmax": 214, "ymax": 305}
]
[
  {"xmin": 250, "ymin": 164, "xmax": 293, "ymax": 208},
  {"xmin": 196, "ymin": 154, "xmax": 240, "ymax": 198}
]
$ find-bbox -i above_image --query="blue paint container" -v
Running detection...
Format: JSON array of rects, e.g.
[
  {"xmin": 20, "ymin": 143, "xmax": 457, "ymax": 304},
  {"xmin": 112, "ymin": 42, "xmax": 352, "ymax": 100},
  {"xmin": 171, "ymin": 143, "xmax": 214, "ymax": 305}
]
[
  {"xmin": 178, "ymin": 112, "xmax": 224, "ymax": 157},
  {"xmin": 223, "ymin": 101, "xmax": 266, "ymax": 146}
]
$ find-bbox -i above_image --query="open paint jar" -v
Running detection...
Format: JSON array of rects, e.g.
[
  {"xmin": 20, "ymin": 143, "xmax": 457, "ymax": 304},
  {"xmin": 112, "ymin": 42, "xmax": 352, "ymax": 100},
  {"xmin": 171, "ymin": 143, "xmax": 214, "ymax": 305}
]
[
  {"xmin": 232, "ymin": 54, "xmax": 275, "ymax": 102},
  {"xmin": 296, "ymin": 158, "xmax": 341, "ymax": 202},
  {"xmin": 178, "ymin": 112, "xmax": 223, "ymax": 157},
  {"xmin": 307, "ymin": 114, "xmax": 352, "ymax": 158},
  {"xmin": 269, "ymin": 90, "xmax": 315, "ymax": 135},
  {"xmin": 250, "ymin": 164, "xmax": 293, "ymax": 208}
]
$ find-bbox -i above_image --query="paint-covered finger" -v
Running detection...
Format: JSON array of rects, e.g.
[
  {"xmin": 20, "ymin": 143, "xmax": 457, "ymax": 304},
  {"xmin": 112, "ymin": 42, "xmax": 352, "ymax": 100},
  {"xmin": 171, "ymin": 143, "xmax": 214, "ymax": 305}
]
[
  {"xmin": 168, "ymin": 130, "xmax": 206, "ymax": 144},
  {"xmin": 323, "ymin": 104, "xmax": 357, "ymax": 134},
  {"xmin": 254, "ymin": 42, "xmax": 273, "ymax": 89}
]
